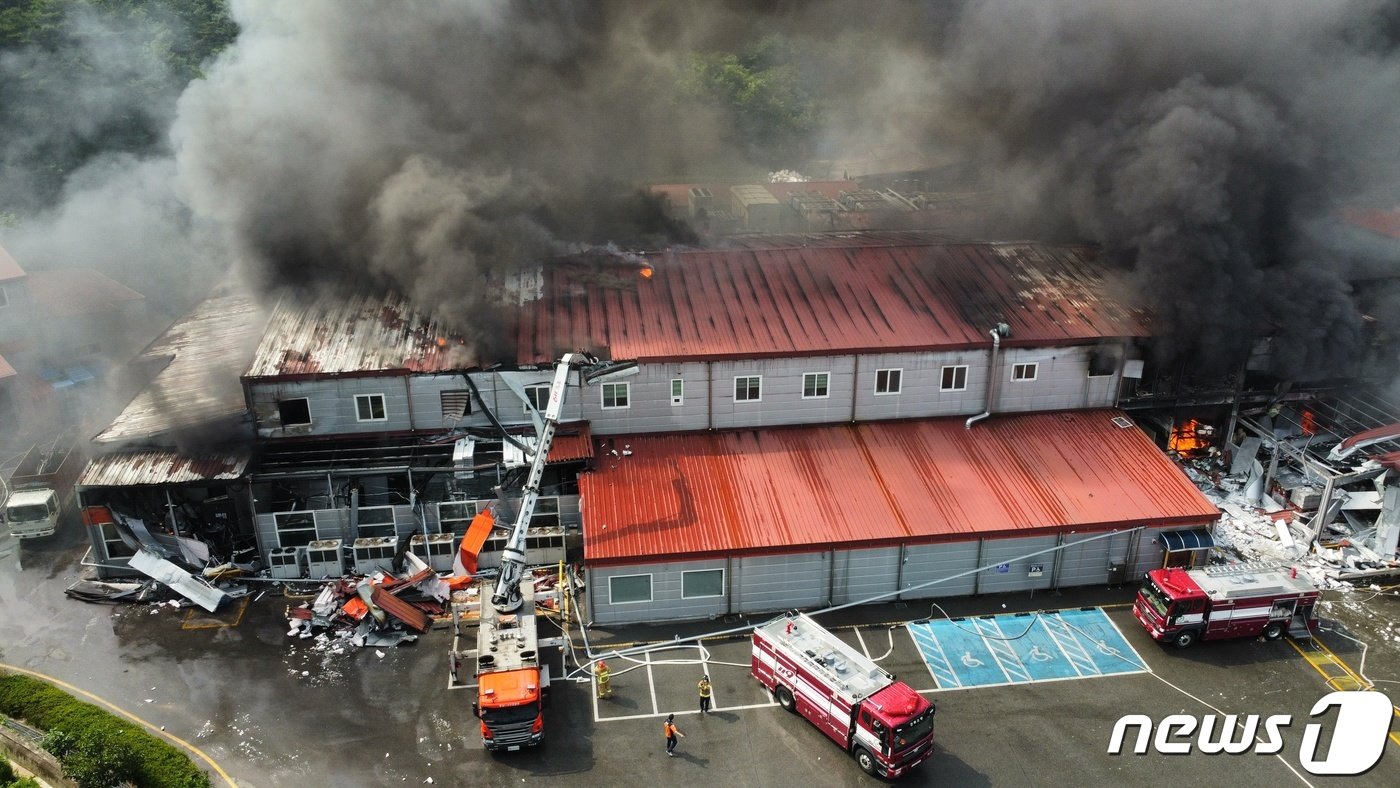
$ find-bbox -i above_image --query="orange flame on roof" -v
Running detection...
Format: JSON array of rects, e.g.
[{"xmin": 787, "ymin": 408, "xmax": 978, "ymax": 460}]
[{"xmin": 639, "ymin": 265, "xmax": 654, "ymax": 279}]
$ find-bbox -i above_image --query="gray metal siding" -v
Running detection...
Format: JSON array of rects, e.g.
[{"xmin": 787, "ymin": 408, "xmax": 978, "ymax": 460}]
[
  {"xmin": 251, "ymin": 376, "xmax": 413, "ymax": 437},
  {"xmin": 584, "ymin": 362, "xmax": 709, "ymax": 436},
  {"xmin": 899, "ymin": 541, "xmax": 979, "ymax": 599},
  {"xmin": 830, "ymin": 547, "xmax": 900, "ymax": 605},
  {"xmin": 708, "ymin": 358, "xmax": 854, "ymax": 430},
  {"xmin": 590, "ymin": 558, "xmax": 729, "ymax": 625},
  {"xmin": 1053, "ymin": 531, "xmax": 1129, "ymax": 587},
  {"xmin": 976, "ymin": 536, "xmax": 1058, "ymax": 593},
  {"xmin": 735, "ymin": 552, "xmax": 828, "ymax": 613},
  {"xmin": 1129, "ymin": 528, "xmax": 1168, "ymax": 580},
  {"xmin": 995, "ymin": 346, "xmax": 1121, "ymax": 414}
]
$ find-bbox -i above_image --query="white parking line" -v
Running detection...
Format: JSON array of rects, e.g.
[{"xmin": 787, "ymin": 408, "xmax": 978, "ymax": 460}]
[
  {"xmin": 645, "ymin": 652, "xmax": 660, "ymax": 716},
  {"xmin": 973, "ymin": 617, "xmax": 1031, "ymax": 683},
  {"xmin": 700, "ymin": 651, "xmax": 719, "ymax": 712},
  {"xmin": 906, "ymin": 623, "xmax": 961, "ymax": 688},
  {"xmin": 595, "ymin": 700, "xmax": 780, "ymax": 723}
]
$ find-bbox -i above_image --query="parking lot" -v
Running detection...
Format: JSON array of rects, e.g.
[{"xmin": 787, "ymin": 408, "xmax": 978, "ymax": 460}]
[{"xmin": 2, "ymin": 535, "xmax": 1397, "ymax": 787}]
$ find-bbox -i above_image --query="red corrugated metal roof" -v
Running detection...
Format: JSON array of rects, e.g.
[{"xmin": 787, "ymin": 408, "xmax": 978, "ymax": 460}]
[
  {"xmin": 579, "ymin": 410, "xmax": 1218, "ymax": 564},
  {"xmin": 517, "ymin": 240, "xmax": 1146, "ymax": 363},
  {"xmin": 26, "ymin": 268, "xmax": 144, "ymax": 317},
  {"xmin": 547, "ymin": 422, "xmax": 593, "ymax": 463},
  {"xmin": 0, "ymin": 243, "xmax": 24, "ymax": 281}
]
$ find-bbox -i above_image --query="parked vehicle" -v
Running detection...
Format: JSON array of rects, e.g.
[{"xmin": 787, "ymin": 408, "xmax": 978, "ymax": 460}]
[
  {"xmin": 3, "ymin": 437, "xmax": 82, "ymax": 539},
  {"xmin": 751, "ymin": 612, "xmax": 937, "ymax": 778},
  {"xmin": 1133, "ymin": 562, "xmax": 1320, "ymax": 648}
]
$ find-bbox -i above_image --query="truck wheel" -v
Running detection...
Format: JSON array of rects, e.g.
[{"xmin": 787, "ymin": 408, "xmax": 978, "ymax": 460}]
[
  {"xmin": 1171, "ymin": 629, "xmax": 1198, "ymax": 649},
  {"xmin": 1262, "ymin": 622, "xmax": 1284, "ymax": 641},
  {"xmin": 775, "ymin": 686, "xmax": 796, "ymax": 713},
  {"xmin": 854, "ymin": 746, "xmax": 878, "ymax": 776}
]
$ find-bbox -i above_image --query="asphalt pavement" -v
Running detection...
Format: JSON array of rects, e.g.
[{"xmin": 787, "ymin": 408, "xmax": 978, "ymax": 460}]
[{"xmin": 1, "ymin": 527, "xmax": 1396, "ymax": 787}]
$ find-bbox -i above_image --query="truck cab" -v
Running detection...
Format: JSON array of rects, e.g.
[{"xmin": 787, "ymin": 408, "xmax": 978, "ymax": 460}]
[
  {"xmin": 476, "ymin": 667, "xmax": 544, "ymax": 751},
  {"xmin": 4, "ymin": 489, "xmax": 60, "ymax": 539}
]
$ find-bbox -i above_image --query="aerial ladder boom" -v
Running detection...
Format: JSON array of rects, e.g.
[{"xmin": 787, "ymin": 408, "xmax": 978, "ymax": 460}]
[{"xmin": 490, "ymin": 352, "xmax": 587, "ymax": 613}]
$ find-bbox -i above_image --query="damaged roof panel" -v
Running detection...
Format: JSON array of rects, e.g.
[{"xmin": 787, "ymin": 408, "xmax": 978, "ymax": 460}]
[
  {"xmin": 95, "ymin": 287, "xmax": 266, "ymax": 445},
  {"xmin": 247, "ymin": 292, "xmax": 477, "ymax": 378},
  {"xmin": 517, "ymin": 237, "xmax": 1148, "ymax": 363},
  {"xmin": 580, "ymin": 409, "xmax": 1218, "ymax": 563},
  {"xmin": 79, "ymin": 449, "xmax": 251, "ymax": 487}
]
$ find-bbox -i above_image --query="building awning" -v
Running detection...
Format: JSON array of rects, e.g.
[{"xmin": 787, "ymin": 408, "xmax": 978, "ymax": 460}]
[{"xmin": 1157, "ymin": 529, "xmax": 1215, "ymax": 553}]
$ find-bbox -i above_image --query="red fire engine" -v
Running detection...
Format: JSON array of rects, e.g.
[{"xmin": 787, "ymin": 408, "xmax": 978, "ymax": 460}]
[
  {"xmin": 751, "ymin": 613, "xmax": 936, "ymax": 778},
  {"xmin": 1133, "ymin": 562, "xmax": 1321, "ymax": 648}
]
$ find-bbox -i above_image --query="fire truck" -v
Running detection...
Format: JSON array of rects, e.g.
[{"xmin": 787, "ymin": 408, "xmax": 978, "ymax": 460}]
[
  {"xmin": 463, "ymin": 353, "xmax": 636, "ymax": 751},
  {"xmin": 1133, "ymin": 561, "xmax": 1321, "ymax": 648},
  {"xmin": 752, "ymin": 613, "xmax": 936, "ymax": 778}
]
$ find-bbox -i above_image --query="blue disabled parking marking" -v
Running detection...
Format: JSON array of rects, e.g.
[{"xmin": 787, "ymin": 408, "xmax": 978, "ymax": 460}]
[{"xmin": 906, "ymin": 608, "xmax": 1146, "ymax": 691}]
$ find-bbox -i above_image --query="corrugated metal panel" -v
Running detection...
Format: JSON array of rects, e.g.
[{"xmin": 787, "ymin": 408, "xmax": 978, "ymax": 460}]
[
  {"xmin": 830, "ymin": 547, "xmax": 899, "ymax": 605},
  {"xmin": 547, "ymin": 422, "xmax": 593, "ymax": 463},
  {"xmin": 247, "ymin": 292, "xmax": 476, "ymax": 378},
  {"xmin": 580, "ymin": 409, "xmax": 1218, "ymax": 563},
  {"xmin": 95, "ymin": 289, "xmax": 266, "ymax": 444},
  {"xmin": 735, "ymin": 552, "xmax": 827, "ymax": 613},
  {"xmin": 79, "ymin": 450, "xmax": 250, "ymax": 487},
  {"xmin": 517, "ymin": 239, "xmax": 1147, "ymax": 364}
]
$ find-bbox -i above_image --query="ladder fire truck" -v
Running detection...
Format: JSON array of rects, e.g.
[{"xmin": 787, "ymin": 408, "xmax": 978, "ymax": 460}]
[
  {"xmin": 459, "ymin": 353, "xmax": 635, "ymax": 751},
  {"xmin": 1133, "ymin": 562, "xmax": 1321, "ymax": 648},
  {"xmin": 752, "ymin": 613, "xmax": 936, "ymax": 778}
]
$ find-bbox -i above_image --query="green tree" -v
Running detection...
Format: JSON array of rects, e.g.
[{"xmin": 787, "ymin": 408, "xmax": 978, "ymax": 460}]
[
  {"xmin": 679, "ymin": 33, "xmax": 821, "ymax": 168},
  {"xmin": 58, "ymin": 727, "xmax": 139, "ymax": 788}
]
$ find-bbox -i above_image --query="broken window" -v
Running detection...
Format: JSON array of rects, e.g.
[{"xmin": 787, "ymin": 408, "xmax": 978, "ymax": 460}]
[
  {"xmin": 524, "ymin": 384, "xmax": 549, "ymax": 413},
  {"xmin": 875, "ymin": 368, "xmax": 902, "ymax": 395},
  {"xmin": 682, "ymin": 568, "xmax": 724, "ymax": 598},
  {"xmin": 278, "ymin": 397, "xmax": 312, "ymax": 426},
  {"xmin": 1088, "ymin": 349, "xmax": 1119, "ymax": 377},
  {"xmin": 803, "ymin": 372, "xmax": 830, "ymax": 399},
  {"xmin": 671, "ymin": 378, "xmax": 684, "ymax": 406},
  {"xmin": 98, "ymin": 521, "xmax": 135, "ymax": 559},
  {"xmin": 274, "ymin": 511, "xmax": 317, "ymax": 547},
  {"xmin": 440, "ymin": 390, "xmax": 471, "ymax": 421},
  {"xmin": 735, "ymin": 375, "xmax": 762, "ymax": 402},
  {"xmin": 1012, "ymin": 362, "xmax": 1038, "ymax": 382},
  {"xmin": 940, "ymin": 365, "xmax": 968, "ymax": 391},
  {"xmin": 601, "ymin": 382, "xmax": 630, "ymax": 409},
  {"xmin": 357, "ymin": 505, "xmax": 396, "ymax": 538},
  {"xmin": 437, "ymin": 500, "xmax": 479, "ymax": 536},
  {"xmin": 355, "ymin": 393, "xmax": 387, "ymax": 421},
  {"xmin": 609, "ymin": 573, "xmax": 652, "ymax": 604}
]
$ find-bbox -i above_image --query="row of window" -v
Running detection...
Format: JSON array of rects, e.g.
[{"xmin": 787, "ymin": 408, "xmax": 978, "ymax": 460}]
[
  {"xmin": 275, "ymin": 358, "xmax": 1094, "ymax": 425},
  {"xmin": 609, "ymin": 569, "xmax": 723, "ymax": 603}
]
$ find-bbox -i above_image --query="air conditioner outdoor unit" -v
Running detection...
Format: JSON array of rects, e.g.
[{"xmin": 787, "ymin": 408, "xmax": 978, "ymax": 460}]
[
  {"xmin": 267, "ymin": 546, "xmax": 305, "ymax": 580},
  {"xmin": 411, "ymin": 532, "xmax": 456, "ymax": 572},
  {"xmin": 305, "ymin": 539, "xmax": 345, "ymax": 578},
  {"xmin": 352, "ymin": 536, "xmax": 398, "ymax": 575}
]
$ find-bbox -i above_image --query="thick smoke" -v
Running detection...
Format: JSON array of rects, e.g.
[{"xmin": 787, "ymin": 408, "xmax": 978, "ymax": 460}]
[{"xmin": 924, "ymin": 0, "xmax": 1400, "ymax": 378}]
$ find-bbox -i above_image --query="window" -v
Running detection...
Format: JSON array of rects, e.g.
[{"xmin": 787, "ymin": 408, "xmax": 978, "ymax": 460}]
[
  {"xmin": 278, "ymin": 397, "xmax": 312, "ymax": 426},
  {"xmin": 440, "ymin": 390, "xmax": 472, "ymax": 421},
  {"xmin": 671, "ymin": 378, "xmax": 684, "ymax": 406},
  {"xmin": 274, "ymin": 511, "xmax": 318, "ymax": 548},
  {"xmin": 1012, "ymin": 362, "xmax": 1038, "ymax": 382},
  {"xmin": 1088, "ymin": 350, "xmax": 1118, "ymax": 377},
  {"xmin": 99, "ymin": 521, "xmax": 135, "ymax": 558},
  {"xmin": 682, "ymin": 569, "xmax": 725, "ymax": 599},
  {"xmin": 601, "ymin": 381, "xmax": 630, "ymax": 409},
  {"xmin": 437, "ymin": 500, "xmax": 476, "ymax": 537},
  {"xmin": 874, "ymin": 368, "xmax": 902, "ymax": 395},
  {"xmin": 802, "ymin": 372, "xmax": 829, "ymax": 399},
  {"xmin": 357, "ymin": 505, "xmax": 396, "ymax": 538},
  {"xmin": 734, "ymin": 375, "xmax": 761, "ymax": 402},
  {"xmin": 939, "ymin": 365, "xmax": 968, "ymax": 392},
  {"xmin": 355, "ymin": 393, "xmax": 387, "ymax": 421},
  {"xmin": 609, "ymin": 574, "xmax": 652, "ymax": 604},
  {"xmin": 524, "ymin": 384, "xmax": 550, "ymax": 413}
]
